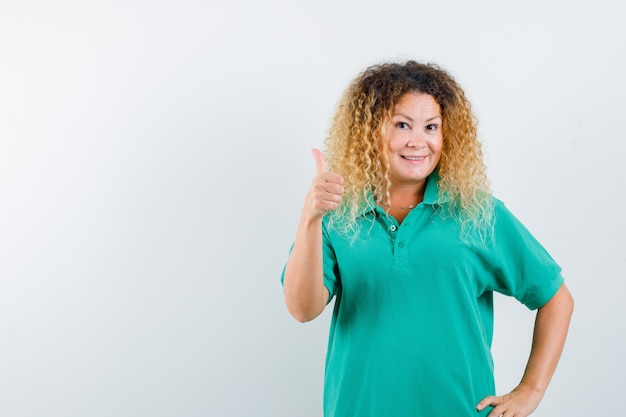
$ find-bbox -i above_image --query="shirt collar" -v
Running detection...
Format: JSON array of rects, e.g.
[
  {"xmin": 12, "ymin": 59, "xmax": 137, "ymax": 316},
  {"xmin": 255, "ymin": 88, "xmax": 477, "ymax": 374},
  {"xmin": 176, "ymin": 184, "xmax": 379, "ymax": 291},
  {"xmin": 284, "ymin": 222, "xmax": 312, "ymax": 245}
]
[
  {"xmin": 423, "ymin": 170, "xmax": 449, "ymax": 205},
  {"xmin": 360, "ymin": 170, "xmax": 448, "ymax": 218}
]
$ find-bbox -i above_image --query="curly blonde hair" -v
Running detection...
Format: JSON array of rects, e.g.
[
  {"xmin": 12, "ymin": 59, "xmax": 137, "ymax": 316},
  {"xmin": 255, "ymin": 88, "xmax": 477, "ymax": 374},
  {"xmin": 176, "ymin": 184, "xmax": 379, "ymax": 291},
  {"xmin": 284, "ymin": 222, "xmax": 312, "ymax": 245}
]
[{"xmin": 324, "ymin": 60, "xmax": 493, "ymax": 239}]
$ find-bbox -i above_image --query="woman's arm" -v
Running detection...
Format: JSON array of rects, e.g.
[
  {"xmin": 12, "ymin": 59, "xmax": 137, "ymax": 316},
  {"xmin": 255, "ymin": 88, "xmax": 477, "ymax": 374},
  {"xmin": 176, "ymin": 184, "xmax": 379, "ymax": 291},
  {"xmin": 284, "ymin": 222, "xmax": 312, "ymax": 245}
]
[
  {"xmin": 477, "ymin": 283, "xmax": 574, "ymax": 417},
  {"xmin": 283, "ymin": 149, "xmax": 343, "ymax": 322},
  {"xmin": 283, "ymin": 215, "xmax": 329, "ymax": 323}
]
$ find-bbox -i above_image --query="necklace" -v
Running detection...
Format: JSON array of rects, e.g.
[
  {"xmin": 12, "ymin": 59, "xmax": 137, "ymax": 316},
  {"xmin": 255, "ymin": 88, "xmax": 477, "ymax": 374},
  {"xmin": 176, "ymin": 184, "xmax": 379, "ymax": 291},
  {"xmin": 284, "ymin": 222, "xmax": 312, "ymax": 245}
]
[{"xmin": 381, "ymin": 202, "xmax": 417, "ymax": 210}]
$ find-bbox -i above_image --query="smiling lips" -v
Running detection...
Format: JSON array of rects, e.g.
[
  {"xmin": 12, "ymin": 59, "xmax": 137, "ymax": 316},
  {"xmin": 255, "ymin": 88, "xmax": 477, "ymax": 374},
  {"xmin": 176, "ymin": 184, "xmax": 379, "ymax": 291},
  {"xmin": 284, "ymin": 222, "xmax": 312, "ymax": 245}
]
[{"xmin": 402, "ymin": 155, "xmax": 426, "ymax": 161}]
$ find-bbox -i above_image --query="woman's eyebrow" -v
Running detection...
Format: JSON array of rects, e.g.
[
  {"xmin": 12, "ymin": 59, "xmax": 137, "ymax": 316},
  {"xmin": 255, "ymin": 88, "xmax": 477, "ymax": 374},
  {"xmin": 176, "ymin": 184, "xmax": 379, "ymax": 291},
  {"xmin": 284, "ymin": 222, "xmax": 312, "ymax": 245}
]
[{"xmin": 392, "ymin": 112, "xmax": 442, "ymax": 123}]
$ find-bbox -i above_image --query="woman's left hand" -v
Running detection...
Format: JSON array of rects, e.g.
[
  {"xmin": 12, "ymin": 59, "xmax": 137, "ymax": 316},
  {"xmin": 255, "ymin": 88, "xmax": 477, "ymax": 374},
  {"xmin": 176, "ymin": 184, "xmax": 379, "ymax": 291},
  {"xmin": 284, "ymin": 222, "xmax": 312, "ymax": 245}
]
[{"xmin": 476, "ymin": 384, "xmax": 543, "ymax": 417}]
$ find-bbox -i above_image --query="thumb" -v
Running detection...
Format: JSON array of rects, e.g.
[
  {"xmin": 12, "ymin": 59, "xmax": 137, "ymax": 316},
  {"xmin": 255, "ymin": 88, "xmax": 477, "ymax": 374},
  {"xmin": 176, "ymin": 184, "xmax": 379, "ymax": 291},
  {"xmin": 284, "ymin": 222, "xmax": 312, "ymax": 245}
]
[{"xmin": 311, "ymin": 148, "xmax": 327, "ymax": 173}]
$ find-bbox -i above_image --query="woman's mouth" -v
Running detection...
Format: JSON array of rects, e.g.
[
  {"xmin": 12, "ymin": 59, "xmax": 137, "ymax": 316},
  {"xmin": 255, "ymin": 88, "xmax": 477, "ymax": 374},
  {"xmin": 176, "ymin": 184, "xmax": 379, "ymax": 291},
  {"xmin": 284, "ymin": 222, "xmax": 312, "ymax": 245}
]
[{"xmin": 402, "ymin": 155, "xmax": 426, "ymax": 161}]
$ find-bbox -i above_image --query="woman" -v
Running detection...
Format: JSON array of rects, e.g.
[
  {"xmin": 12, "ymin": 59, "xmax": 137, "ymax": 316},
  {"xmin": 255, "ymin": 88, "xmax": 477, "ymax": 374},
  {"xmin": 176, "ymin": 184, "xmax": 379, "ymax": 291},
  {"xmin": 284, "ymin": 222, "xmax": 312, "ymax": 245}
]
[{"xmin": 282, "ymin": 60, "xmax": 573, "ymax": 417}]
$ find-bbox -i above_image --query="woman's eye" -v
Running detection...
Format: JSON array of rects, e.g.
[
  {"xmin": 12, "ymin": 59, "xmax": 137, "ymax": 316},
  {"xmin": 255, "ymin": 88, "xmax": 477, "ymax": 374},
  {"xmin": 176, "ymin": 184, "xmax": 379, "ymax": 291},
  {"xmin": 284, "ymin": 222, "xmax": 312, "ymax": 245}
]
[
  {"xmin": 426, "ymin": 124, "xmax": 438, "ymax": 131},
  {"xmin": 396, "ymin": 122, "xmax": 409, "ymax": 129}
]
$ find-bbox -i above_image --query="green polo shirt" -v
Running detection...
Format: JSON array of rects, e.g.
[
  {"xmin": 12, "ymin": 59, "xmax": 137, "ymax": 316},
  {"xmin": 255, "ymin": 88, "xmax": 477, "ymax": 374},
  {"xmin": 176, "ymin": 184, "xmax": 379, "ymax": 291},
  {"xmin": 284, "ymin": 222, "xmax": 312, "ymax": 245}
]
[{"xmin": 284, "ymin": 174, "xmax": 563, "ymax": 417}]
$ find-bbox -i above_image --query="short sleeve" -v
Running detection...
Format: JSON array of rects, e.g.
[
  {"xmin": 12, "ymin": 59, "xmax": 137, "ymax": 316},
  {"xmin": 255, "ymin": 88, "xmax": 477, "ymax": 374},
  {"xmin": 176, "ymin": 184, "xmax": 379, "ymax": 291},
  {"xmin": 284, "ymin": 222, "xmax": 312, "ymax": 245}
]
[
  {"xmin": 321, "ymin": 220, "xmax": 340, "ymax": 302},
  {"xmin": 478, "ymin": 200, "xmax": 564, "ymax": 310},
  {"xmin": 279, "ymin": 219, "xmax": 340, "ymax": 304}
]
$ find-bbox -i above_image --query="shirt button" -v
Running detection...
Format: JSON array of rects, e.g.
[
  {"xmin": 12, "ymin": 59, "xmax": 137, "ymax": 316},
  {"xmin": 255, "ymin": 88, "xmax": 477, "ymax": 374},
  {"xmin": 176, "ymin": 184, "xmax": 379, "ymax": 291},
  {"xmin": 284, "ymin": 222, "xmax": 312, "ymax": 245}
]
[
  {"xmin": 397, "ymin": 242, "xmax": 404, "ymax": 248},
  {"xmin": 389, "ymin": 225, "xmax": 397, "ymax": 232}
]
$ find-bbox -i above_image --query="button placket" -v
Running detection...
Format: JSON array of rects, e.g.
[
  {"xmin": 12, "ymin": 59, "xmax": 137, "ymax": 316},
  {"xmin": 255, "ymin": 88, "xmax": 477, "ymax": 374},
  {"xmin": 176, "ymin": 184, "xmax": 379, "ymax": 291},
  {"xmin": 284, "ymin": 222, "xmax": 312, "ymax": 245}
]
[{"xmin": 394, "ymin": 224, "xmax": 409, "ymax": 269}]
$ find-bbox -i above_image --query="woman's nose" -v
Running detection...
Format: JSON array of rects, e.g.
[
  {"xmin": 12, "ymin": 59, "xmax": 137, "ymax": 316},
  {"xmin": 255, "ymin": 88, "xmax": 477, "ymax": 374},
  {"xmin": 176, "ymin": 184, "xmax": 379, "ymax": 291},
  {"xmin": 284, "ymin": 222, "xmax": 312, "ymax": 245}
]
[{"xmin": 407, "ymin": 132, "xmax": 425, "ymax": 148}]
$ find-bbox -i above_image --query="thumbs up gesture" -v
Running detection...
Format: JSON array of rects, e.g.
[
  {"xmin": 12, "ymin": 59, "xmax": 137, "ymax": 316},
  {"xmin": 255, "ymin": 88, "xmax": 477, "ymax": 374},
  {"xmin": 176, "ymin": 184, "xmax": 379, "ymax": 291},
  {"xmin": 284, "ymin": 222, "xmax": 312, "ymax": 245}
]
[{"xmin": 305, "ymin": 148, "xmax": 345, "ymax": 220}]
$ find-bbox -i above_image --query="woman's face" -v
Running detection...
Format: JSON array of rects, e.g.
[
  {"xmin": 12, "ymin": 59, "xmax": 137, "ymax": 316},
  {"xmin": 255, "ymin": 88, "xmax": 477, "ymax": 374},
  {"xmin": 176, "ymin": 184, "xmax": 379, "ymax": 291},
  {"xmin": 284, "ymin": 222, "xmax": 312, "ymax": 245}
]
[{"xmin": 385, "ymin": 91, "xmax": 443, "ymax": 188}]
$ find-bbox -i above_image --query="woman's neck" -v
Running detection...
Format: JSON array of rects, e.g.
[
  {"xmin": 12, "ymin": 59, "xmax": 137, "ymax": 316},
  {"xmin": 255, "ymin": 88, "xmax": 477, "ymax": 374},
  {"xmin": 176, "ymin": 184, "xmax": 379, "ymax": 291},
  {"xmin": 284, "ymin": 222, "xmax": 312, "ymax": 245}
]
[
  {"xmin": 382, "ymin": 183, "xmax": 426, "ymax": 224},
  {"xmin": 388, "ymin": 182, "xmax": 425, "ymax": 206}
]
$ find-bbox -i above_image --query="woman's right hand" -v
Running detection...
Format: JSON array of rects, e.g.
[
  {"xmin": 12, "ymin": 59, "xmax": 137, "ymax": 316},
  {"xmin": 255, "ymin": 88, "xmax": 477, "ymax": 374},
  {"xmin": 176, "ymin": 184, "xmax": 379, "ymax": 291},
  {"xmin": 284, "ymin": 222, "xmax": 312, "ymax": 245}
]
[
  {"xmin": 283, "ymin": 148, "xmax": 341, "ymax": 322},
  {"xmin": 305, "ymin": 148, "xmax": 345, "ymax": 220}
]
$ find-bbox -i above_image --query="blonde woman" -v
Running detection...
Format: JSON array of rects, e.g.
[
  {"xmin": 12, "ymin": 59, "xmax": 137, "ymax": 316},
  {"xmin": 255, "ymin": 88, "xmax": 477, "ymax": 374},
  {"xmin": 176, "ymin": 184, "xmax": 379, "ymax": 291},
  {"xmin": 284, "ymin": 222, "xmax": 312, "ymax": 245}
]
[{"xmin": 282, "ymin": 61, "xmax": 573, "ymax": 417}]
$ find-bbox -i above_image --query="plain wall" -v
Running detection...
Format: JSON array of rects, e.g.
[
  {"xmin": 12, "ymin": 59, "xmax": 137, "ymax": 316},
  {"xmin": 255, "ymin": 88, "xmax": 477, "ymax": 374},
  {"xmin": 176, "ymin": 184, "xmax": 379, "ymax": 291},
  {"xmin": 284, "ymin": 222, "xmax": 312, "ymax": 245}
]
[{"xmin": 1, "ymin": 1, "xmax": 624, "ymax": 416}]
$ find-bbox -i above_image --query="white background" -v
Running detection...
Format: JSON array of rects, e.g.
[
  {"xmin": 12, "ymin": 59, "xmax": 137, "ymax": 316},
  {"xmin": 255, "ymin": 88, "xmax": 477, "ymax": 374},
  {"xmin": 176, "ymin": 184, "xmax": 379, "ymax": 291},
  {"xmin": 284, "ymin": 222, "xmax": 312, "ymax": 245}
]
[{"xmin": 1, "ymin": 1, "xmax": 624, "ymax": 416}]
